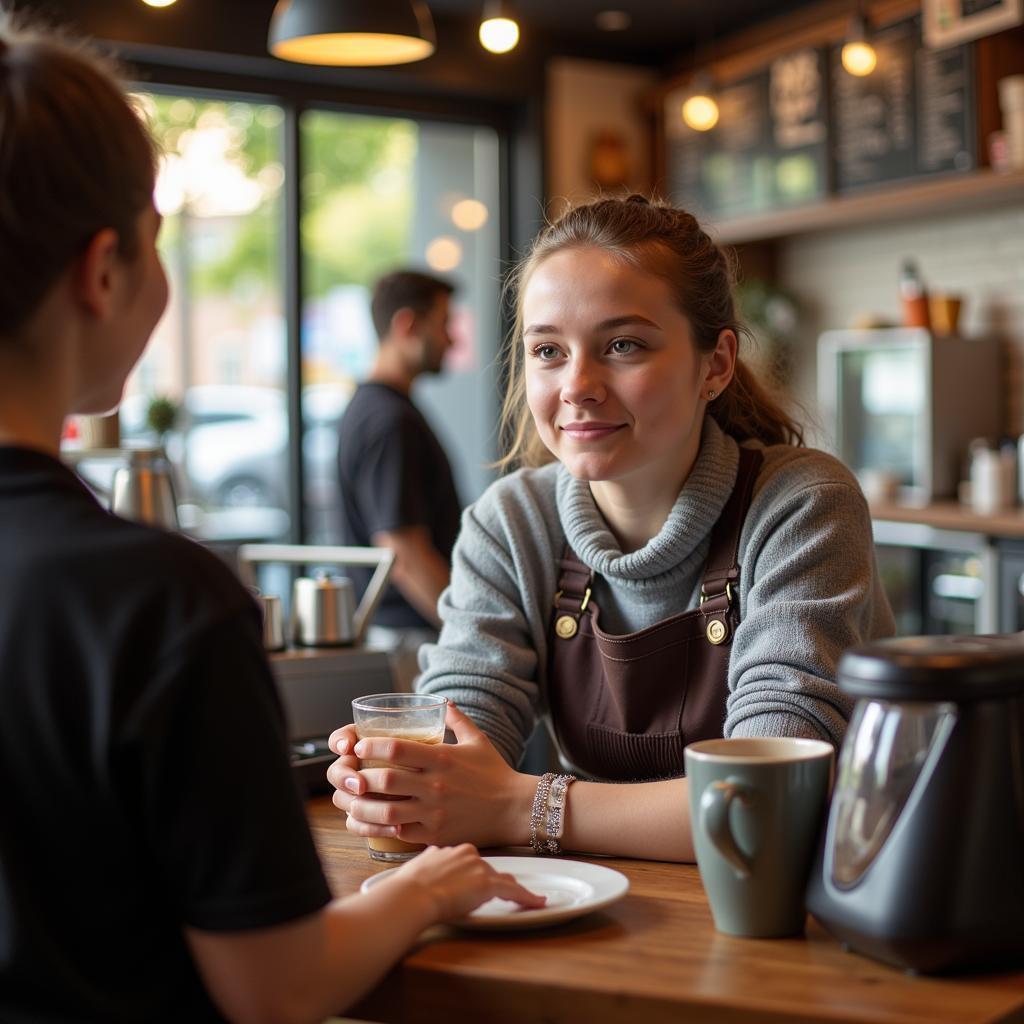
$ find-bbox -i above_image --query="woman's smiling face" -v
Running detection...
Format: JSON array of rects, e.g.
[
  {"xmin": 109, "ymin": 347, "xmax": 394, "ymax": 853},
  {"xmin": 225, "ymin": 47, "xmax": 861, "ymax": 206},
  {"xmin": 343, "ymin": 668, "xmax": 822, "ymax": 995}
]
[{"xmin": 522, "ymin": 245, "xmax": 715, "ymax": 491}]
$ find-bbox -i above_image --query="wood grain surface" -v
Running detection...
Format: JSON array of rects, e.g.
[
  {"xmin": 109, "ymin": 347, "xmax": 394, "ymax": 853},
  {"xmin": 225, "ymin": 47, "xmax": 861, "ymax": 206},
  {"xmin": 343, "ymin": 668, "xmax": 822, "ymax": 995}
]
[{"xmin": 307, "ymin": 798, "xmax": 1024, "ymax": 1024}]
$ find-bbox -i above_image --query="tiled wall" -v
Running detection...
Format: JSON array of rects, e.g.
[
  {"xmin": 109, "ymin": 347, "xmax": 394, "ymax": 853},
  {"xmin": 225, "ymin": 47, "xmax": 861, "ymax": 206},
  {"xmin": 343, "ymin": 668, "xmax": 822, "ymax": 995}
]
[{"xmin": 774, "ymin": 200, "xmax": 1024, "ymax": 446}]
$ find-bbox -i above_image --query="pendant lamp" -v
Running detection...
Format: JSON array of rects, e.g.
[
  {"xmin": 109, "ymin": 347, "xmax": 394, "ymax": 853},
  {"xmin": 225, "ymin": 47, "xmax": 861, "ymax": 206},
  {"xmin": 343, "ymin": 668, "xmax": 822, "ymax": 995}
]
[
  {"xmin": 268, "ymin": 0, "xmax": 436, "ymax": 67},
  {"xmin": 841, "ymin": 11, "xmax": 877, "ymax": 76},
  {"xmin": 682, "ymin": 71, "xmax": 719, "ymax": 132},
  {"xmin": 479, "ymin": 0, "xmax": 520, "ymax": 54}
]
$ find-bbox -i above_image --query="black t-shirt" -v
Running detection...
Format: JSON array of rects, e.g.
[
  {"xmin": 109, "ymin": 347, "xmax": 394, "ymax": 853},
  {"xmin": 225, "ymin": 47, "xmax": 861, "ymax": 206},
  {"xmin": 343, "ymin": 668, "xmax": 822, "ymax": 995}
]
[
  {"xmin": 336, "ymin": 382, "xmax": 462, "ymax": 629},
  {"xmin": 0, "ymin": 448, "xmax": 331, "ymax": 1023}
]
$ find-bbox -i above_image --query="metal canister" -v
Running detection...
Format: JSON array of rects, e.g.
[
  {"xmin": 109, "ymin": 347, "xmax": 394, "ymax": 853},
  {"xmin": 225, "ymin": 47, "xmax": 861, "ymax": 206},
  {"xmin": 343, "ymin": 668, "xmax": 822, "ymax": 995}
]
[
  {"xmin": 258, "ymin": 594, "xmax": 286, "ymax": 652},
  {"xmin": 291, "ymin": 572, "xmax": 356, "ymax": 646}
]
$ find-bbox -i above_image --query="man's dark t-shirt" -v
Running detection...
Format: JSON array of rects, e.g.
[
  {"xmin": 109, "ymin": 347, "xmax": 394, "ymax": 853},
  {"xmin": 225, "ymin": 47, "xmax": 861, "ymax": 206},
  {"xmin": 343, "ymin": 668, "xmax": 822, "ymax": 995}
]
[
  {"xmin": 0, "ymin": 448, "xmax": 332, "ymax": 1023},
  {"xmin": 336, "ymin": 382, "xmax": 462, "ymax": 629}
]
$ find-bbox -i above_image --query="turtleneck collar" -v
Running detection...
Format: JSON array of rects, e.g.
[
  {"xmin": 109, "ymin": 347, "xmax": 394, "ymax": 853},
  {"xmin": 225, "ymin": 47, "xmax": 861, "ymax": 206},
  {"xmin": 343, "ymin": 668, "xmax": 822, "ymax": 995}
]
[{"xmin": 555, "ymin": 416, "xmax": 740, "ymax": 585}]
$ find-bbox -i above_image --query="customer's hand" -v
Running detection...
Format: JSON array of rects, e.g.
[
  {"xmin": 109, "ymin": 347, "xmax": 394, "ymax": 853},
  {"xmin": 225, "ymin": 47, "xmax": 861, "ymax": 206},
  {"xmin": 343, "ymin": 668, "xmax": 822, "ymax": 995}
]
[
  {"xmin": 382, "ymin": 843, "xmax": 545, "ymax": 922},
  {"xmin": 328, "ymin": 704, "xmax": 535, "ymax": 849}
]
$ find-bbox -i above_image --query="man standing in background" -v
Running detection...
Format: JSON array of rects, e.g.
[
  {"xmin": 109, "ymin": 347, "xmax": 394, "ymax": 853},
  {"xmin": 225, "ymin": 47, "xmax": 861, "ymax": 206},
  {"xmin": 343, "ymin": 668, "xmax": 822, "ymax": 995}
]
[{"xmin": 337, "ymin": 270, "xmax": 462, "ymax": 688}]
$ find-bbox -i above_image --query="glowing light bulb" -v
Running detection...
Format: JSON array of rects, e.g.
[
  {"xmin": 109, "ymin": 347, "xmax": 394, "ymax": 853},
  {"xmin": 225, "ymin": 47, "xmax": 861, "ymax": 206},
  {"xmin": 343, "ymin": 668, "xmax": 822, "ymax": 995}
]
[
  {"xmin": 841, "ymin": 40, "xmax": 877, "ymax": 76},
  {"xmin": 426, "ymin": 236, "xmax": 463, "ymax": 272},
  {"xmin": 479, "ymin": 16, "xmax": 520, "ymax": 54},
  {"xmin": 451, "ymin": 199, "xmax": 489, "ymax": 231},
  {"xmin": 141, "ymin": 0, "xmax": 177, "ymax": 7},
  {"xmin": 682, "ymin": 94, "xmax": 719, "ymax": 132}
]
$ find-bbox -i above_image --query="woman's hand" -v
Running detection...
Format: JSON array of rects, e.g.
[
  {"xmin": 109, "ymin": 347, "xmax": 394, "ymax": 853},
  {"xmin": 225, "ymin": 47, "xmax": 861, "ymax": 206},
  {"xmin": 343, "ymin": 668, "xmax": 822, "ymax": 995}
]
[
  {"xmin": 327, "ymin": 704, "xmax": 536, "ymax": 849},
  {"xmin": 381, "ymin": 843, "xmax": 546, "ymax": 923}
]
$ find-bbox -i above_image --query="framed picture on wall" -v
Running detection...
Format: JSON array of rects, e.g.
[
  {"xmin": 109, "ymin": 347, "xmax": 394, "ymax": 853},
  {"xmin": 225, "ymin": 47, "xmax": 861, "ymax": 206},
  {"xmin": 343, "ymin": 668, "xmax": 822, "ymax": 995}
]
[{"xmin": 924, "ymin": 0, "xmax": 1023, "ymax": 48}]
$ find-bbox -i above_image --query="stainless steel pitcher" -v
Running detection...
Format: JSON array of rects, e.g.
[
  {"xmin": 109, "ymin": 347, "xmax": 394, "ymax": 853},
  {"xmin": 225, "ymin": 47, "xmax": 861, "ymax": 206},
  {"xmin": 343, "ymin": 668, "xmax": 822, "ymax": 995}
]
[{"xmin": 110, "ymin": 448, "xmax": 179, "ymax": 529}]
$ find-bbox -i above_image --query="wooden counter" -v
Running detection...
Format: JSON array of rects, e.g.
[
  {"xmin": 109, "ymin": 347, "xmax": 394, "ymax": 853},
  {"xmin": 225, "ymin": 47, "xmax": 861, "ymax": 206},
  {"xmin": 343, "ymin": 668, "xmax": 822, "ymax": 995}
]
[{"xmin": 307, "ymin": 799, "xmax": 1024, "ymax": 1024}]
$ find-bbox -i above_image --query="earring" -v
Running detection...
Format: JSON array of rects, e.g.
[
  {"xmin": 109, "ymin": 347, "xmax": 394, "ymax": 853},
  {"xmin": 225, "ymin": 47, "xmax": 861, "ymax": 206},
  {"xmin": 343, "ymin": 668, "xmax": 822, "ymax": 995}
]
[{"xmin": 707, "ymin": 389, "xmax": 717, "ymax": 400}]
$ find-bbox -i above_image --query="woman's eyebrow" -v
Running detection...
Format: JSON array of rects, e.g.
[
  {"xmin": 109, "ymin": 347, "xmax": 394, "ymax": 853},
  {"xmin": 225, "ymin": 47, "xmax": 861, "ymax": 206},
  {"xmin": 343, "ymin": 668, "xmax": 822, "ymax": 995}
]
[{"xmin": 524, "ymin": 315, "xmax": 661, "ymax": 336}]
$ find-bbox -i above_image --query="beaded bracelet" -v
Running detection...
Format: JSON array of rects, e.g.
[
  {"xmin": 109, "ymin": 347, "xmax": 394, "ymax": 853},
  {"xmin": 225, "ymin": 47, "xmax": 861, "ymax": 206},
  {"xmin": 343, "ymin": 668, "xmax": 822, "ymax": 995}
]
[{"xmin": 529, "ymin": 772, "xmax": 577, "ymax": 855}]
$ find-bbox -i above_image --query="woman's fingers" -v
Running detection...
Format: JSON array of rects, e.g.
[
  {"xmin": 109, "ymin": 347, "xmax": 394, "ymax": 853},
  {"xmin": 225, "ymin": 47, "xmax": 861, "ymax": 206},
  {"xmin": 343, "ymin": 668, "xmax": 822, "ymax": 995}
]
[
  {"xmin": 328, "ymin": 723, "xmax": 360, "ymax": 756},
  {"xmin": 325, "ymin": 754, "xmax": 365, "ymax": 796},
  {"xmin": 352, "ymin": 736, "xmax": 446, "ymax": 770},
  {"xmin": 344, "ymin": 812, "xmax": 400, "ymax": 840},
  {"xmin": 444, "ymin": 701, "xmax": 483, "ymax": 743}
]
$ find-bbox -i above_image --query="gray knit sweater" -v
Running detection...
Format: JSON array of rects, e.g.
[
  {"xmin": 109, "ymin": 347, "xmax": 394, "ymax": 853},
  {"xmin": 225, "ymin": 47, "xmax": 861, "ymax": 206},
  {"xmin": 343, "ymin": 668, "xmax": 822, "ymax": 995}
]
[{"xmin": 416, "ymin": 417, "xmax": 895, "ymax": 769}]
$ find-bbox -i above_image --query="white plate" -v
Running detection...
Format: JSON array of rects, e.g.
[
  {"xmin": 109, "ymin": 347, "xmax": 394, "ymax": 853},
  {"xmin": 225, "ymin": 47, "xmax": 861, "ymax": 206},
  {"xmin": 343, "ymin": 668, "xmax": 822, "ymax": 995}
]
[{"xmin": 360, "ymin": 856, "xmax": 630, "ymax": 931}]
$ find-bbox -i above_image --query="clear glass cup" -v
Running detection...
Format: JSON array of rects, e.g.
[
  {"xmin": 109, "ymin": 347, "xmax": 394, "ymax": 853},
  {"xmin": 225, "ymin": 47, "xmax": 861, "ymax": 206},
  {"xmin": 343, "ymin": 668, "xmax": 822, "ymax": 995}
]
[{"xmin": 351, "ymin": 693, "xmax": 447, "ymax": 862}]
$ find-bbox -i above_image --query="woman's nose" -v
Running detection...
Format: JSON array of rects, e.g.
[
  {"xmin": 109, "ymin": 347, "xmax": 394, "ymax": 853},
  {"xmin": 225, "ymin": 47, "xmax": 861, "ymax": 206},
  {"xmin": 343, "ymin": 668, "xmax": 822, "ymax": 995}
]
[{"xmin": 560, "ymin": 356, "xmax": 605, "ymax": 405}]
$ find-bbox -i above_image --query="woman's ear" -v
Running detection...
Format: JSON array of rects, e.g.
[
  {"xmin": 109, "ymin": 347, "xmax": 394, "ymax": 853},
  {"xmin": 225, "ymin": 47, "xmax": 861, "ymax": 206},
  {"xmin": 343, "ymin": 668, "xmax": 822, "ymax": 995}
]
[
  {"xmin": 703, "ymin": 328, "xmax": 738, "ymax": 397},
  {"xmin": 73, "ymin": 228, "xmax": 121, "ymax": 320}
]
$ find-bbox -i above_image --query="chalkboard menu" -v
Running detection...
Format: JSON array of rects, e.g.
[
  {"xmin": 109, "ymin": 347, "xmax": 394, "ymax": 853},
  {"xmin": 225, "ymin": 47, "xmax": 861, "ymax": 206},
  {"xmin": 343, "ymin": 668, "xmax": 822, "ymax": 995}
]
[
  {"xmin": 832, "ymin": 15, "xmax": 976, "ymax": 192},
  {"xmin": 665, "ymin": 47, "xmax": 829, "ymax": 218}
]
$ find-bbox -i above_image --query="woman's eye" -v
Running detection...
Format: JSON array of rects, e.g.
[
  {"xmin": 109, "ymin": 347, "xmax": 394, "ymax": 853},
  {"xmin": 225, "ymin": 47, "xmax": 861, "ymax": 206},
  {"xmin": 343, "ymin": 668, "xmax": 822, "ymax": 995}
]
[
  {"xmin": 609, "ymin": 338, "xmax": 639, "ymax": 355},
  {"xmin": 533, "ymin": 344, "xmax": 562, "ymax": 361}
]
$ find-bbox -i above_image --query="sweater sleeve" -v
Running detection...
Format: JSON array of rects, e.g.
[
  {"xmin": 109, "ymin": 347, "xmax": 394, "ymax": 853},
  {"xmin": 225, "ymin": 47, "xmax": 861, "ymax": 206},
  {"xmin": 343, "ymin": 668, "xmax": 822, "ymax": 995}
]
[
  {"xmin": 725, "ymin": 476, "xmax": 895, "ymax": 748},
  {"xmin": 414, "ymin": 501, "xmax": 543, "ymax": 767}
]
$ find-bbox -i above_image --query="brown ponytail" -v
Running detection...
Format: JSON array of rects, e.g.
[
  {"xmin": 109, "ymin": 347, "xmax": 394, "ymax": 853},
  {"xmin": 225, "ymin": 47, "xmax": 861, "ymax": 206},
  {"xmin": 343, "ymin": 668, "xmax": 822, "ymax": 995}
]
[
  {"xmin": 497, "ymin": 196, "xmax": 803, "ymax": 470},
  {"xmin": 0, "ymin": 14, "xmax": 156, "ymax": 336}
]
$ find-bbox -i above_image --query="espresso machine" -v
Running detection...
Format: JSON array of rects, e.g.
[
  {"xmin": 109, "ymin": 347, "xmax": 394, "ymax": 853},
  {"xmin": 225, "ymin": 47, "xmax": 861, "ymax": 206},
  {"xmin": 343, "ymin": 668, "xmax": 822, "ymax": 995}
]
[
  {"xmin": 237, "ymin": 544, "xmax": 398, "ymax": 792},
  {"xmin": 807, "ymin": 633, "xmax": 1024, "ymax": 974}
]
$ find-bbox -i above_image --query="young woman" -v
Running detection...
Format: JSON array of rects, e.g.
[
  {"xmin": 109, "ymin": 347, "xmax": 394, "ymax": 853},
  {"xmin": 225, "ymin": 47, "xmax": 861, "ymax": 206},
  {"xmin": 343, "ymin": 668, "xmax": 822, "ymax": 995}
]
[
  {"xmin": 328, "ymin": 195, "xmax": 895, "ymax": 862},
  {"xmin": 0, "ymin": 18, "xmax": 541, "ymax": 1024}
]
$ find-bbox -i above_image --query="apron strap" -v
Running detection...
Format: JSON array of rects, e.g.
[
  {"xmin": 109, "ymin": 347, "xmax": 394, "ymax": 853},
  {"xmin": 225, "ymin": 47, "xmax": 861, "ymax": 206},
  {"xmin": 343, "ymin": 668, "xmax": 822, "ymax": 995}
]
[
  {"xmin": 699, "ymin": 446, "xmax": 764, "ymax": 613},
  {"xmin": 555, "ymin": 549, "xmax": 593, "ymax": 614}
]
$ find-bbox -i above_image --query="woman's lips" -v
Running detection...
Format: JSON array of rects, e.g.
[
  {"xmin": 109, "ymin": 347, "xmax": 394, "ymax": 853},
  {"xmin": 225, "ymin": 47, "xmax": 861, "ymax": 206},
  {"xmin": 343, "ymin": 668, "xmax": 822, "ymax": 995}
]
[{"xmin": 560, "ymin": 422, "xmax": 624, "ymax": 441}]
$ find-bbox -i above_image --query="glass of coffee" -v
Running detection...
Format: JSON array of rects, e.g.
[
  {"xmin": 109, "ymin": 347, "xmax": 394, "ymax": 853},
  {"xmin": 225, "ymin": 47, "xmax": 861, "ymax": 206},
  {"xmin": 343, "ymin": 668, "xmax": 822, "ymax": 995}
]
[{"xmin": 351, "ymin": 693, "xmax": 447, "ymax": 863}]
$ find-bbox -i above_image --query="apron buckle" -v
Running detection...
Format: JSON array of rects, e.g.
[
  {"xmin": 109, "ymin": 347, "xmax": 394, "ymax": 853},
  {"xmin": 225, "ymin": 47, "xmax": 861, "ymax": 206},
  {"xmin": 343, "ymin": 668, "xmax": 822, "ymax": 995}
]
[
  {"xmin": 553, "ymin": 586, "xmax": 590, "ymax": 640},
  {"xmin": 699, "ymin": 581, "xmax": 733, "ymax": 607}
]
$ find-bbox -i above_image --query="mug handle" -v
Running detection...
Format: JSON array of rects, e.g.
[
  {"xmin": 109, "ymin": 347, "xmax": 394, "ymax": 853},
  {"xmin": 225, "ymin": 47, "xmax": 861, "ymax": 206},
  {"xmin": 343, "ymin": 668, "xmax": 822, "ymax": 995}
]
[{"xmin": 699, "ymin": 779, "xmax": 753, "ymax": 879}]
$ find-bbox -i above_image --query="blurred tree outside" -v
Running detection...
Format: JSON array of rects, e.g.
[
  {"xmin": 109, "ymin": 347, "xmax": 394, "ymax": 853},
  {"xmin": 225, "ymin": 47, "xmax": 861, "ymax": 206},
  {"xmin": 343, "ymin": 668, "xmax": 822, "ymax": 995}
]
[{"xmin": 135, "ymin": 94, "xmax": 416, "ymax": 297}]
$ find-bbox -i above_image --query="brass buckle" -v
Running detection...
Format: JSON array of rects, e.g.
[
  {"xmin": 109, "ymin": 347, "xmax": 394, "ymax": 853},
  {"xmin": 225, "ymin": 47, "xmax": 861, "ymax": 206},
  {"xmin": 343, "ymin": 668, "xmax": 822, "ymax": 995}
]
[
  {"xmin": 699, "ymin": 581, "xmax": 733, "ymax": 607},
  {"xmin": 553, "ymin": 586, "xmax": 592, "ymax": 612}
]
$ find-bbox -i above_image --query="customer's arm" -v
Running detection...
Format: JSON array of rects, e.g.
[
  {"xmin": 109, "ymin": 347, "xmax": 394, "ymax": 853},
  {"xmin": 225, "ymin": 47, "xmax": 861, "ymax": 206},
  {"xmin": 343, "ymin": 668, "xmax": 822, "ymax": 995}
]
[
  {"xmin": 186, "ymin": 845, "xmax": 543, "ymax": 1024},
  {"xmin": 372, "ymin": 524, "xmax": 449, "ymax": 627}
]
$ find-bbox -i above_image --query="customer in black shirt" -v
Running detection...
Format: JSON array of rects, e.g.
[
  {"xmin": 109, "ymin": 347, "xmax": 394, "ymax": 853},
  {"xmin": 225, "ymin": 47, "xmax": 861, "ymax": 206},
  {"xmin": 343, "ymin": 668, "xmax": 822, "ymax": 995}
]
[
  {"xmin": 337, "ymin": 270, "xmax": 463, "ymax": 685},
  {"xmin": 0, "ymin": 17, "xmax": 541, "ymax": 1024}
]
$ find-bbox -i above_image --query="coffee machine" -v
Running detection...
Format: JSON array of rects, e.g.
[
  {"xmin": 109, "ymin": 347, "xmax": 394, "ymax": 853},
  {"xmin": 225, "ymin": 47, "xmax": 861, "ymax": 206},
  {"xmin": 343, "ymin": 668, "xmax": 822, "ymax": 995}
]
[
  {"xmin": 807, "ymin": 634, "xmax": 1024, "ymax": 974},
  {"xmin": 238, "ymin": 544, "xmax": 398, "ymax": 793}
]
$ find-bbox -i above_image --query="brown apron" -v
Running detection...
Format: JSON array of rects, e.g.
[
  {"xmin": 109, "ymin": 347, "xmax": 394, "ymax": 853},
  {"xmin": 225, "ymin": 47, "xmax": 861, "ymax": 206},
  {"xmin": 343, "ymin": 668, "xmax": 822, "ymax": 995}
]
[{"xmin": 546, "ymin": 447, "xmax": 763, "ymax": 782}]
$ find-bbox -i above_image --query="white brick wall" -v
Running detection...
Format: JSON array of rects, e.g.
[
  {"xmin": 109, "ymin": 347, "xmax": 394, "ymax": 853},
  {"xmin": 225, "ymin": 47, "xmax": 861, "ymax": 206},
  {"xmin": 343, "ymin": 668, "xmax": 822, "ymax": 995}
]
[{"xmin": 774, "ymin": 200, "xmax": 1024, "ymax": 444}]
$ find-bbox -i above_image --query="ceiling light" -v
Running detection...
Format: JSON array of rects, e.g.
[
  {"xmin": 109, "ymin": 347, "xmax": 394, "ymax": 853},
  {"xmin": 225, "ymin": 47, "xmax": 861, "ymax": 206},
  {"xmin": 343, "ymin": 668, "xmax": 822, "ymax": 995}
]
[
  {"xmin": 141, "ymin": 0, "xmax": 177, "ymax": 7},
  {"xmin": 268, "ymin": 0, "xmax": 436, "ymax": 67},
  {"xmin": 479, "ymin": 1, "xmax": 520, "ymax": 54},
  {"xmin": 595, "ymin": 10, "xmax": 631, "ymax": 32},
  {"xmin": 841, "ymin": 12, "xmax": 877, "ymax": 76},
  {"xmin": 682, "ymin": 73, "xmax": 719, "ymax": 132}
]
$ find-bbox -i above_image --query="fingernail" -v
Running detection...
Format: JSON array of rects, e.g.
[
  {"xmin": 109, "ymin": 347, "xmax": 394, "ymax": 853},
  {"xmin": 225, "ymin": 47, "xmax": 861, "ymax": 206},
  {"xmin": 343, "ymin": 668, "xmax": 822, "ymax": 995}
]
[
  {"xmin": 353, "ymin": 741, "xmax": 366, "ymax": 757},
  {"xmin": 344, "ymin": 778, "xmax": 360, "ymax": 793},
  {"xmin": 337, "ymin": 739, "xmax": 349, "ymax": 754}
]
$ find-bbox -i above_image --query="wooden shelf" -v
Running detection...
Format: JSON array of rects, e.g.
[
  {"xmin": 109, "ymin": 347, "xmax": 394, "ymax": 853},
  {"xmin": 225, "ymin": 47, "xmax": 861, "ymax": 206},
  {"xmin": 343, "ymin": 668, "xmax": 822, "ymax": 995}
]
[
  {"xmin": 711, "ymin": 167, "xmax": 1024, "ymax": 246},
  {"xmin": 870, "ymin": 499, "xmax": 1024, "ymax": 540}
]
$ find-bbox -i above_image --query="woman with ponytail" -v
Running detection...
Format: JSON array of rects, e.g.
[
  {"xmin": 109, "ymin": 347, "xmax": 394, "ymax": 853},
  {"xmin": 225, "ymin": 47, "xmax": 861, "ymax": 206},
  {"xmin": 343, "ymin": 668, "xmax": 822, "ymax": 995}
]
[{"xmin": 328, "ymin": 195, "xmax": 893, "ymax": 862}]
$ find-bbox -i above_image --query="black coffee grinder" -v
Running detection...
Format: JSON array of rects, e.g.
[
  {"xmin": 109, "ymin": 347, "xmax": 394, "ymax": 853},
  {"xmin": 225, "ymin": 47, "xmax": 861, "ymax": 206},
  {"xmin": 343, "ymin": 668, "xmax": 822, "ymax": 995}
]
[{"xmin": 807, "ymin": 634, "xmax": 1024, "ymax": 974}]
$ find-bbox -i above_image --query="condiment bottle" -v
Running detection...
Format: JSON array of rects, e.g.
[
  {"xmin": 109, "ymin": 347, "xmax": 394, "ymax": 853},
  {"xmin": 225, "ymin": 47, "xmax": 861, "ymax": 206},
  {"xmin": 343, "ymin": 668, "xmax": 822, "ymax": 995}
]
[{"xmin": 899, "ymin": 260, "xmax": 931, "ymax": 330}]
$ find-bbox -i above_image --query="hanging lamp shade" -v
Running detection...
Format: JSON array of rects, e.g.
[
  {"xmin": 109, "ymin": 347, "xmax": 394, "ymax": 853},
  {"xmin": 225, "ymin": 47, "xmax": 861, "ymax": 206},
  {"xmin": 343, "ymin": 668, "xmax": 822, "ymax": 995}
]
[{"xmin": 268, "ymin": 0, "xmax": 436, "ymax": 66}]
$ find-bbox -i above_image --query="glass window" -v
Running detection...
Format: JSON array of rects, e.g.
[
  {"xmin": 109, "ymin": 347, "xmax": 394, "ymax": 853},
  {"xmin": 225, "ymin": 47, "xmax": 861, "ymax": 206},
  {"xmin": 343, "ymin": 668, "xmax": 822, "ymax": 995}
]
[
  {"xmin": 300, "ymin": 111, "xmax": 501, "ymax": 543},
  {"xmin": 123, "ymin": 92, "xmax": 290, "ymax": 542}
]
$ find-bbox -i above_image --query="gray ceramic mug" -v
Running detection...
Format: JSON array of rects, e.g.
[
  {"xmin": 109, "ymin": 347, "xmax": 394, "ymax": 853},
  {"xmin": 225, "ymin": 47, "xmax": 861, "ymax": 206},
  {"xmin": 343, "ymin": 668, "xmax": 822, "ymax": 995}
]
[{"xmin": 685, "ymin": 737, "xmax": 833, "ymax": 938}]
